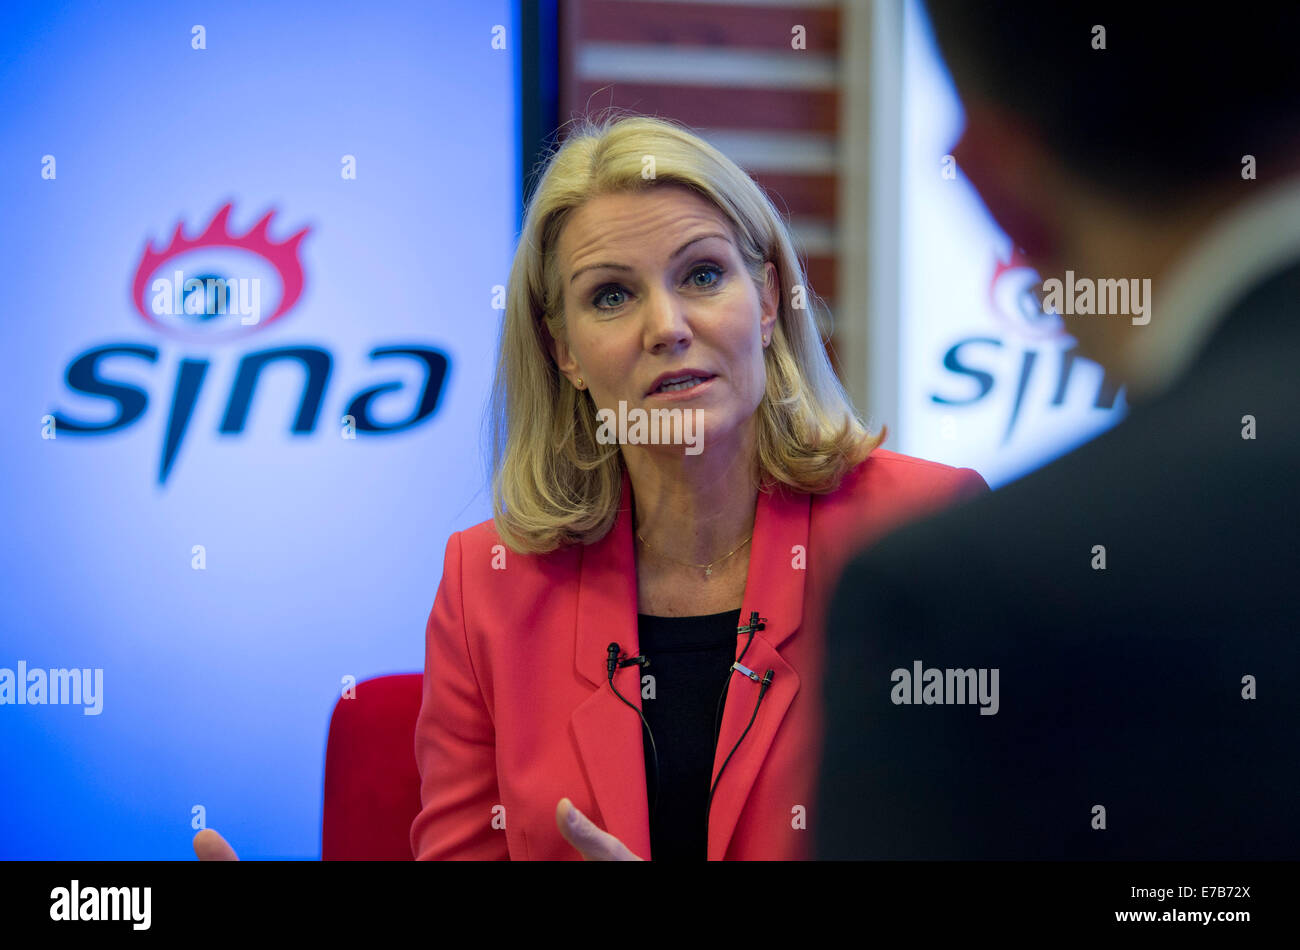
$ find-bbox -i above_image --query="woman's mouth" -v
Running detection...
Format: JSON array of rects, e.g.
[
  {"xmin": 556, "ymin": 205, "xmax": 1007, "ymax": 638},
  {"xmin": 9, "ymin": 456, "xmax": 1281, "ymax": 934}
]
[
  {"xmin": 648, "ymin": 374, "xmax": 716, "ymax": 399},
  {"xmin": 658, "ymin": 376, "xmax": 707, "ymax": 393}
]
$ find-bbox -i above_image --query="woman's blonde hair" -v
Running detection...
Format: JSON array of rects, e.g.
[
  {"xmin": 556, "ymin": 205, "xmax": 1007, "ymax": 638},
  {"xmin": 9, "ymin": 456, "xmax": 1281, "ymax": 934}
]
[{"xmin": 486, "ymin": 111, "xmax": 881, "ymax": 554}]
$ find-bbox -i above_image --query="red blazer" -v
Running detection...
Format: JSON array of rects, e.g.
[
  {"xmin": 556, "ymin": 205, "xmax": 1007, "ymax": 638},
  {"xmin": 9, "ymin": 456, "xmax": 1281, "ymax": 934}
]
[{"xmin": 411, "ymin": 448, "xmax": 987, "ymax": 860}]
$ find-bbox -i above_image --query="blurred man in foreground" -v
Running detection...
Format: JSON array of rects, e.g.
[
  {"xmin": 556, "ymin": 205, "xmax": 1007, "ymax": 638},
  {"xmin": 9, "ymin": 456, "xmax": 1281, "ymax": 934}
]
[{"xmin": 818, "ymin": 3, "xmax": 1300, "ymax": 859}]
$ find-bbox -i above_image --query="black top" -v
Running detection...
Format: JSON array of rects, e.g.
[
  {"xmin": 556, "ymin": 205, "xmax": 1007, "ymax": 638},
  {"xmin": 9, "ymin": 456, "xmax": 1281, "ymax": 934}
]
[{"xmin": 635, "ymin": 607, "xmax": 742, "ymax": 861}]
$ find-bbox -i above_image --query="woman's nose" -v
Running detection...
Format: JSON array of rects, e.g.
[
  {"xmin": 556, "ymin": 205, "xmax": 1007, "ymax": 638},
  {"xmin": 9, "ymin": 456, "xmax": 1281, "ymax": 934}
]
[{"xmin": 642, "ymin": 287, "xmax": 692, "ymax": 352}]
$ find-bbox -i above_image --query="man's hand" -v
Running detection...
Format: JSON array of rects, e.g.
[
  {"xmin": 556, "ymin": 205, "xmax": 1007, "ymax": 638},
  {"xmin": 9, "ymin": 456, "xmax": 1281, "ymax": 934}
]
[
  {"xmin": 555, "ymin": 798, "xmax": 644, "ymax": 860},
  {"xmin": 193, "ymin": 829, "xmax": 239, "ymax": 861}
]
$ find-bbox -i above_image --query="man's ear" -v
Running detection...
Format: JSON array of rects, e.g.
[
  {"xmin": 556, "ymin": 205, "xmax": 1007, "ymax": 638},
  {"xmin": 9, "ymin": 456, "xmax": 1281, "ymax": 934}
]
[{"xmin": 951, "ymin": 98, "xmax": 1063, "ymax": 265}]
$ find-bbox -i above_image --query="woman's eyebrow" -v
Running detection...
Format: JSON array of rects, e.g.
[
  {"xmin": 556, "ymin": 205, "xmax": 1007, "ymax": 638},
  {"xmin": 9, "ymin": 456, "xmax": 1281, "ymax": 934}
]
[{"xmin": 568, "ymin": 232, "xmax": 731, "ymax": 285}]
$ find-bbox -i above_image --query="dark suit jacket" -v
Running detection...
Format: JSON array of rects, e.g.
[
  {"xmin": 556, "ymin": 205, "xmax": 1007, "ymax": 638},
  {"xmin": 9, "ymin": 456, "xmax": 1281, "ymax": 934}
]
[{"xmin": 816, "ymin": 256, "xmax": 1300, "ymax": 859}]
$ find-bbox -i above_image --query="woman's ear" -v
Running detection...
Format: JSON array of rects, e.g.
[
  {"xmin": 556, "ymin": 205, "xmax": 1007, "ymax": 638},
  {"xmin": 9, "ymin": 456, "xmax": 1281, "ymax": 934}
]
[
  {"xmin": 760, "ymin": 261, "xmax": 780, "ymax": 344},
  {"xmin": 546, "ymin": 323, "xmax": 582, "ymax": 387}
]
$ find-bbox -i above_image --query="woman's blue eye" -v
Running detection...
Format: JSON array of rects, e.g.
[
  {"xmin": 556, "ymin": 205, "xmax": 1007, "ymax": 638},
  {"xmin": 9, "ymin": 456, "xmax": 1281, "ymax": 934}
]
[
  {"xmin": 689, "ymin": 264, "xmax": 723, "ymax": 288},
  {"xmin": 591, "ymin": 264, "xmax": 723, "ymax": 311},
  {"xmin": 593, "ymin": 286, "xmax": 626, "ymax": 310}
]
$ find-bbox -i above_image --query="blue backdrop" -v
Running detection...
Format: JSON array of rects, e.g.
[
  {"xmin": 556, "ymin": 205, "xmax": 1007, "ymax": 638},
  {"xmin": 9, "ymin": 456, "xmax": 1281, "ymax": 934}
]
[{"xmin": 0, "ymin": 0, "xmax": 519, "ymax": 858}]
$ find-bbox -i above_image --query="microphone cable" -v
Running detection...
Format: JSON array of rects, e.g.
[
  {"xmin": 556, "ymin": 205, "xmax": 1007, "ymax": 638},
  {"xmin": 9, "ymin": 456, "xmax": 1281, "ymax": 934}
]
[
  {"xmin": 607, "ymin": 643, "xmax": 659, "ymax": 830},
  {"xmin": 606, "ymin": 609, "xmax": 774, "ymax": 859},
  {"xmin": 707, "ymin": 611, "xmax": 774, "ymax": 846}
]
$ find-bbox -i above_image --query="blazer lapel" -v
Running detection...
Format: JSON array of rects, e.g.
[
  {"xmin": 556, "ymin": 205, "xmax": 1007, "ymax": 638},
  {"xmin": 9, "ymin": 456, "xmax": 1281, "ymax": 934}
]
[
  {"xmin": 708, "ymin": 480, "xmax": 809, "ymax": 859},
  {"xmin": 571, "ymin": 467, "xmax": 652, "ymax": 858},
  {"xmin": 571, "ymin": 469, "xmax": 811, "ymax": 861}
]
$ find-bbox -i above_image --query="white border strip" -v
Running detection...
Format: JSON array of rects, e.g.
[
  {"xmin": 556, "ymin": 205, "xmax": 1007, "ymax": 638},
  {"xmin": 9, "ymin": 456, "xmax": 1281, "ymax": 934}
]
[
  {"xmin": 578, "ymin": 43, "xmax": 837, "ymax": 89},
  {"xmin": 864, "ymin": 0, "xmax": 902, "ymax": 436},
  {"xmin": 696, "ymin": 129, "xmax": 836, "ymax": 173}
]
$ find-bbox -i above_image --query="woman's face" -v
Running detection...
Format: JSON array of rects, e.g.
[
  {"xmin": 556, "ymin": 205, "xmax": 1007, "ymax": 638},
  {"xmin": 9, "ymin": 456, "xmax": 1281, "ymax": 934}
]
[{"xmin": 550, "ymin": 185, "xmax": 778, "ymax": 458}]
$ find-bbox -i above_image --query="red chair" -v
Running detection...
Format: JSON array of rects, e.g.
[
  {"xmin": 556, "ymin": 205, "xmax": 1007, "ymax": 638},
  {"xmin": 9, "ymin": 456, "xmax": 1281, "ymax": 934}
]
[{"xmin": 322, "ymin": 673, "xmax": 424, "ymax": 860}]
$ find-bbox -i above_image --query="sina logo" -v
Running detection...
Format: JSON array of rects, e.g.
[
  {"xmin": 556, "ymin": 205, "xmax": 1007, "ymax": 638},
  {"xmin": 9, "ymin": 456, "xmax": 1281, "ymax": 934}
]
[
  {"xmin": 46, "ymin": 202, "xmax": 449, "ymax": 483},
  {"xmin": 930, "ymin": 248, "xmax": 1121, "ymax": 444}
]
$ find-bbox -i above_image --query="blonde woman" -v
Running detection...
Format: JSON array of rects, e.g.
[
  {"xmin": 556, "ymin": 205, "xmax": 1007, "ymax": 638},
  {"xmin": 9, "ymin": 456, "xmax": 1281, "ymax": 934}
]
[
  {"xmin": 412, "ymin": 113, "xmax": 986, "ymax": 861},
  {"xmin": 195, "ymin": 113, "xmax": 986, "ymax": 863}
]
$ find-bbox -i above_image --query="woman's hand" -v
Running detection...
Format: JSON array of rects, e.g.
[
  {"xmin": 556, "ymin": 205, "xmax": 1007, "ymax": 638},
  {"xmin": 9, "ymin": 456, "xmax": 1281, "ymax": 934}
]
[
  {"xmin": 193, "ymin": 828, "xmax": 240, "ymax": 860},
  {"xmin": 556, "ymin": 798, "xmax": 644, "ymax": 860},
  {"xmin": 195, "ymin": 806, "xmax": 642, "ymax": 861}
]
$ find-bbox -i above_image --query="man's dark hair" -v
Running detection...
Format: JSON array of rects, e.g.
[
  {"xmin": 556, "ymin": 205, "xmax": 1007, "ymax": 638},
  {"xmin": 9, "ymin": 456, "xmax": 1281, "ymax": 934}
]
[{"xmin": 922, "ymin": 2, "xmax": 1300, "ymax": 208}]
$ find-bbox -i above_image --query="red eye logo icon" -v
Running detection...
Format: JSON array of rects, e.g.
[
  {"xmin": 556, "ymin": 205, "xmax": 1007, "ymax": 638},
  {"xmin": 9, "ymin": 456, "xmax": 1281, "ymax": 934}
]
[
  {"xmin": 988, "ymin": 248, "xmax": 1063, "ymax": 342},
  {"xmin": 131, "ymin": 202, "xmax": 310, "ymax": 341}
]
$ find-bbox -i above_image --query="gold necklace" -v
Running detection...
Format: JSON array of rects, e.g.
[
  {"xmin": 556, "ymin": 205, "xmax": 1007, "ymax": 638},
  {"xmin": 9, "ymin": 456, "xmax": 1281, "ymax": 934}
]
[{"xmin": 635, "ymin": 530, "xmax": 753, "ymax": 579}]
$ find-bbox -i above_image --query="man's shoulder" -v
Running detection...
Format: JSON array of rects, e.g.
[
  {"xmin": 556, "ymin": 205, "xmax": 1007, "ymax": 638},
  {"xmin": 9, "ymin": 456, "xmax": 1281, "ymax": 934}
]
[
  {"xmin": 838, "ymin": 374, "xmax": 1300, "ymax": 631},
  {"xmin": 842, "ymin": 420, "xmax": 1150, "ymax": 594},
  {"xmin": 860, "ymin": 252, "xmax": 1300, "ymax": 577}
]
